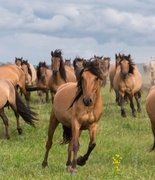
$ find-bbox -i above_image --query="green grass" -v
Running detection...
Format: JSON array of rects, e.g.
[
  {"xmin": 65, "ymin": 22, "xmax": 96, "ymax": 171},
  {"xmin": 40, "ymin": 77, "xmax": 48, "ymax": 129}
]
[{"xmin": 0, "ymin": 84, "xmax": 154, "ymax": 180}]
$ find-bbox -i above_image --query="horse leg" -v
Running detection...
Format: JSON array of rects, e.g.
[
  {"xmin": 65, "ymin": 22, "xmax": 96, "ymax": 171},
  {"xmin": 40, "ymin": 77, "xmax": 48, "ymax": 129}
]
[
  {"xmin": 66, "ymin": 140, "xmax": 73, "ymax": 171},
  {"xmin": 68, "ymin": 121, "xmax": 80, "ymax": 173},
  {"xmin": 10, "ymin": 104, "xmax": 22, "ymax": 134},
  {"xmin": 128, "ymin": 95, "xmax": 136, "ymax": 117},
  {"xmin": 134, "ymin": 92, "xmax": 141, "ymax": 112},
  {"xmin": 77, "ymin": 124, "xmax": 97, "ymax": 166},
  {"xmin": 0, "ymin": 108, "xmax": 10, "ymax": 139},
  {"xmin": 42, "ymin": 112, "xmax": 59, "ymax": 168},
  {"xmin": 119, "ymin": 94, "xmax": 126, "ymax": 117}
]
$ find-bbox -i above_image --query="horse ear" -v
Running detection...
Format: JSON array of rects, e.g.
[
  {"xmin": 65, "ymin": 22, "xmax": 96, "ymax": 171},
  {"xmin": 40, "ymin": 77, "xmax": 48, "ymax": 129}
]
[
  {"xmin": 51, "ymin": 51, "xmax": 53, "ymax": 57},
  {"xmin": 115, "ymin": 54, "xmax": 118, "ymax": 59}
]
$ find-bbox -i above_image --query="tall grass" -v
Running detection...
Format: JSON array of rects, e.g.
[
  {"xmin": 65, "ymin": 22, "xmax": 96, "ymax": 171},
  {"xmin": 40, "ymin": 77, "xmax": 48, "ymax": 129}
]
[{"xmin": 0, "ymin": 84, "xmax": 154, "ymax": 180}]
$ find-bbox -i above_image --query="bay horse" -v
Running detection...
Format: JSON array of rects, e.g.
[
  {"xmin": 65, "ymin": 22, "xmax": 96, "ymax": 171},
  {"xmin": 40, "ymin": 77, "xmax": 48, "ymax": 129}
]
[
  {"xmin": 113, "ymin": 54, "xmax": 142, "ymax": 117},
  {"xmin": 36, "ymin": 61, "xmax": 52, "ymax": 103},
  {"xmin": 0, "ymin": 79, "xmax": 37, "ymax": 139},
  {"xmin": 146, "ymin": 86, "xmax": 155, "ymax": 151},
  {"xmin": 42, "ymin": 59, "xmax": 103, "ymax": 173}
]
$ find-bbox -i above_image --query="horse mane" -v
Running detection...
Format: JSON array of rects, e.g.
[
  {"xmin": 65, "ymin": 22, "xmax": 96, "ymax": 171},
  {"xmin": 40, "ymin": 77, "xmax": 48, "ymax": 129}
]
[
  {"xmin": 69, "ymin": 59, "xmax": 103, "ymax": 108},
  {"xmin": 120, "ymin": 54, "xmax": 135, "ymax": 74},
  {"xmin": 22, "ymin": 60, "xmax": 32, "ymax": 78},
  {"xmin": 51, "ymin": 49, "xmax": 67, "ymax": 82}
]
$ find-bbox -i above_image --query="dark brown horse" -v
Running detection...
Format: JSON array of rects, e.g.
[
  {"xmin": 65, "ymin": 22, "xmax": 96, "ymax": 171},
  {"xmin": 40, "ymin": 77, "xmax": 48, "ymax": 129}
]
[
  {"xmin": 42, "ymin": 59, "xmax": 103, "ymax": 173},
  {"xmin": 113, "ymin": 54, "xmax": 142, "ymax": 117},
  {"xmin": 0, "ymin": 79, "xmax": 37, "ymax": 139},
  {"xmin": 36, "ymin": 61, "xmax": 52, "ymax": 103}
]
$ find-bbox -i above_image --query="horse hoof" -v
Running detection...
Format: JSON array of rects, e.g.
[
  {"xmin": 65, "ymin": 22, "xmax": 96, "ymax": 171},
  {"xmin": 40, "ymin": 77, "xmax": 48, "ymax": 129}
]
[
  {"xmin": 67, "ymin": 166, "xmax": 77, "ymax": 174},
  {"xmin": 6, "ymin": 136, "xmax": 10, "ymax": 140},
  {"xmin": 42, "ymin": 161, "xmax": 48, "ymax": 168},
  {"xmin": 18, "ymin": 128, "xmax": 23, "ymax": 135},
  {"xmin": 77, "ymin": 156, "xmax": 86, "ymax": 166}
]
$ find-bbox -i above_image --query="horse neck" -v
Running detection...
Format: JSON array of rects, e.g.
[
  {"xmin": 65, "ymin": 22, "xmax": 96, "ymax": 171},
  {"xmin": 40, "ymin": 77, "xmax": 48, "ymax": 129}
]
[{"xmin": 52, "ymin": 71, "xmax": 66, "ymax": 85}]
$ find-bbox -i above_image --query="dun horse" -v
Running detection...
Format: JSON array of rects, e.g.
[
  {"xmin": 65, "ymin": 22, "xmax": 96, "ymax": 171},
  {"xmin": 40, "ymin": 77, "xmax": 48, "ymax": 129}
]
[
  {"xmin": 0, "ymin": 79, "xmax": 37, "ymax": 139},
  {"xmin": 0, "ymin": 63, "xmax": 27, "ymax": 96},
  {"xmin": 49, "ymin": 49, "xmax": 76, "ymax": 96},
  {"xmin": 36, "ymin": 61, "xmax": 52, "ymax": 103},
  {"xmin": 42, "ymin": 59, "xmax": 103, "ymax": 173},
  {"xmin": 113, "ymin": 54, "xmax": 142, "ymax": 117},
  {"xmin": 146, "ymin": 86, "xmax": 155, "ymax": 151}
]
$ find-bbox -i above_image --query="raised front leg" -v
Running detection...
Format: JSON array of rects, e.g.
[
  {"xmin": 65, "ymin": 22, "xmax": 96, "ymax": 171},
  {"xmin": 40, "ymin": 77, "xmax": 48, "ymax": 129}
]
[
  {"xmin": 77, "ymin": 123, "xmax": 97, "ymax": 166},
  {"xmin": 42, "ymin": 112, "xmax": 59, "ymax": 168}
]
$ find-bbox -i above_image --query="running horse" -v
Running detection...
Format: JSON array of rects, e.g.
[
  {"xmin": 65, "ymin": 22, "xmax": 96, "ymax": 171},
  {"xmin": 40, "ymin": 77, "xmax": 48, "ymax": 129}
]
[
  {"xmin": 49, "ymin": 49, "xmax": 76, "ymax": 101},
  {"xmin": 36, "ymin": 61, "xmax": 52, "ymax": 103},
  {"xmin": 146, "ymin": 86, "xmax": 155, "ymax": 151},
  {"xmin": 113, "ymin": 54, "xmax": 142, "ymax": 117},
  {"xmin": 0, "ymin": 79, "xmax": 37, "ymax": 139},
  {"xmin": 0, "ymin": 63, "xmax": 27, "ymax": 97},
  {"xmin": 42, "ymin": 59, "xmax": 103, "ymax": 173}
]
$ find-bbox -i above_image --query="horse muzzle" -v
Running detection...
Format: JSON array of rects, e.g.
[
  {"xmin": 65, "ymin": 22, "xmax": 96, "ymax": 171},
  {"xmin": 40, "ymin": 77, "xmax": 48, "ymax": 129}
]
[{"xmin": 83, "ymin": 97, "xmax": 93, "ymax": 106}]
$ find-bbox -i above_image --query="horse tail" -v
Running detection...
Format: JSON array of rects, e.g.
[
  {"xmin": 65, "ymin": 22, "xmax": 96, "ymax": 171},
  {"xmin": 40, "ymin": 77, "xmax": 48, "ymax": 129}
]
[
  {"xmin": 16, "ymin": 91, "xmax": 37, "ymax": 127},
  {"xmin": 62, "ymin": 125, "xmax": 72, "ymax": 144}
]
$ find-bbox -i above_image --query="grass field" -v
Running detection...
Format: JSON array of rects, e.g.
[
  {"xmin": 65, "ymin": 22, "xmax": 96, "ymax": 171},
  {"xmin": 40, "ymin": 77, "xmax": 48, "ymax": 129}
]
[{"xmin": 0, "ymin": 79, "xmax": 154, "ymax": 180}]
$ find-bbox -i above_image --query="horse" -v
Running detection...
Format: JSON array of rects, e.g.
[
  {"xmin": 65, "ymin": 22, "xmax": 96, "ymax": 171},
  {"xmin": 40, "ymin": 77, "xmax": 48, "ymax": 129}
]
[
  {"xmin": 73, "ymin": 57, "xmax": 85, "ymax": 81},
  {"xmin": 64, "ymin": 59, "xmax": 72, "ymax": 67},
  {"xmin": 94, "ymin": 56, "xmax": 111, "ymax": 87},
  {"xmin": 146, "ymin": 86, "xmax": 155, "ymax": 151},
  {"xmin": 0, "ymin": 63, "xmax": 27, "ymax": 96},
  {"xmin": 109, "ymin": 53, "xmax": 122, "ymax": 92},
  {"xmin": 21, "ymin": 59, "xmax": 37, "ymax": 104},
  {"xmin": 42, "ymin": 59, "xmax": 103, "ymax": 173},
  {"xmin": 49, "ymin": 49, "xmax": 76, "ymax": 99},
  {"xmin": 113, "ymin": 54, "xmax": 142, "ymax": 117},
  {"xmin": 36, "ymin": 61, "xmax": 52, "ymax": 103},
  {"xmin": 15, "ymin": 57, "xmax": 23, "ymax": 68},
  {"xmin": 0, "ymin": 79, "xmax": 37, "ymax": 139},
  {"xmin": 21, "ymin": 60, "xmax": 37, "ymax": 86}
]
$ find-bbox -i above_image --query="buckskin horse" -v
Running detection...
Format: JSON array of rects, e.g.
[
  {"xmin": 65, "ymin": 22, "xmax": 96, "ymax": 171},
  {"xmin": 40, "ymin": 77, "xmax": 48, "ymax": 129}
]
[
  {"xmin": 36, "ymin": 61, "xmax": 52, "ymax": 103},
  {"xmin": 113, "ymin": 54, "xmax": 142, "ymax": 117},
  {"xmin": 42, "ymin": 59, "xmax": 103, "ymax": 173},
  {"xmin": 0, "ymin": 79, "xmax": 37, "ymax": 139}
]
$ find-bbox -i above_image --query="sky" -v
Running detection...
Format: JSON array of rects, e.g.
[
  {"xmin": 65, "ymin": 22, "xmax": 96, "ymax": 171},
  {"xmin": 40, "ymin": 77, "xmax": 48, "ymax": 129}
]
[{"xmin": 0, "ymin": 0, "xmax": 155, "ymax": 65}]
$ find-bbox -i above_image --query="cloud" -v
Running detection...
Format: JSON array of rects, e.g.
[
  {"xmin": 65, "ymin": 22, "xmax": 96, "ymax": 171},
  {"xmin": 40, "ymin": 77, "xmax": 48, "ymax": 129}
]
[{"xmin": 0, "ymin": 0, "xmax": 155, "ymax": 63}]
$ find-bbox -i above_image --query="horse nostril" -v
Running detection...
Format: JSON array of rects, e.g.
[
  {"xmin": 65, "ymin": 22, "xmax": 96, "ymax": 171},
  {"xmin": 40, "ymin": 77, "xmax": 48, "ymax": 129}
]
[{"xmin": 83, "ymin": 97, "xmax": 93, "ymax": 106}]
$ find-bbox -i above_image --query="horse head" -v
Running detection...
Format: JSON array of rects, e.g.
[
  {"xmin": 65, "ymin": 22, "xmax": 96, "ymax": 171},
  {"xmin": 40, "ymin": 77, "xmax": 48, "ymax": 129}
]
[{"xmin": 119, "ymin": 54, "xmax": 135, "ymax": 78}]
